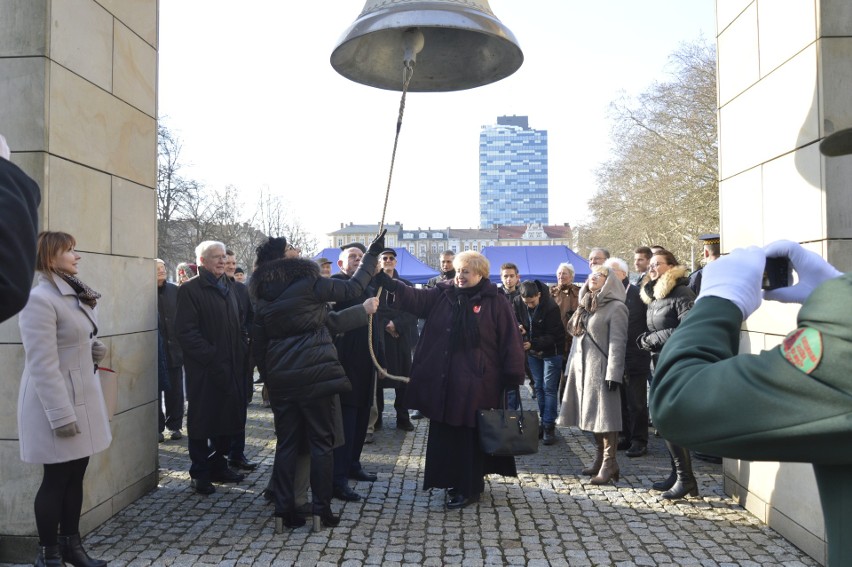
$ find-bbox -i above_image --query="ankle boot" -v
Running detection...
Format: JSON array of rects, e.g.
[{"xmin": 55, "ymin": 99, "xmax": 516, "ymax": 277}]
[
  {"xmin": 58, "ymin": 533, "xmax": 105, "ymax": 567},
  {"xmin": 542, "ymin": 425, "xmax": 556, "ymax": 446},
  {"xmin": 34, "ymin": 544, "xmax": 66, "ymax": 567},
  {"xmin": 662, "ymin": 441, "xmax": 698, "ymax": 499},
  {"xmin": 581, "ymin": 433, "xmax": 604, "ymax": 476},
  {"xmin": 652, "ymin": 455, "xmax": 677, "ymax": 491},
  {"xmin": 590, "ymin": 432, "xmax": 620, "ymax": 484}
]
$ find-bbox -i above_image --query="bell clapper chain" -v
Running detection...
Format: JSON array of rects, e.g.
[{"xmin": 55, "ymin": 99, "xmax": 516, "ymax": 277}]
[{"xmin": 367, "ymin": 30, "xmax": 424, "ymax": 385}]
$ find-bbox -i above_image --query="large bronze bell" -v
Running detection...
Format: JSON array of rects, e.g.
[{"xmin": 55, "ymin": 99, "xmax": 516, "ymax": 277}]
[{"xmin": 331, "ymin": 0, "xmax": 523, "ymax": 92}]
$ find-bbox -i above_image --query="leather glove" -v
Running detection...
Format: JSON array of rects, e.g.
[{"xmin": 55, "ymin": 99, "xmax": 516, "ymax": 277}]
[
  {"xmin": 0, "ymin": 134, "xmax": 9, "ymax": 160},
  {"xmin": 697, "ymin": 246, "xmax": 765, "ymax": 319},
  {"xmin": 92, "ymin": 339, "xmax": 107, "ymax": 364},
  {"xmin": 55, "ymin": 422, "xmax": 80, "ymax": 438},
  {"xmin": 366, "ymin": 229, "xmax": 388, "ymax": 257},
  {"xmin": 374, "ymin": 270, "xmax": 397, "ymax": 291},
  {"xmin": 606, "ymin": 380, "xmax": 618, "ymax": 392},
  {"xmin": 763, "ymin": 240, "xmax": 842, "ymax": 304}
]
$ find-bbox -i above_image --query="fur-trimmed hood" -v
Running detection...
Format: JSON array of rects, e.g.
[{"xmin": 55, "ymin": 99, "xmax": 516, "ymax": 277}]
[
  {"xmin": 639, "ymin": 265, "xmax": 690, "ymax": 304},
  {"xmin": 249, "ymin": 257, "xmax": 320, "ymax": 302}
]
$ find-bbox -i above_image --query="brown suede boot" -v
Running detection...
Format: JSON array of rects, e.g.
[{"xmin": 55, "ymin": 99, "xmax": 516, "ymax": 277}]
[
  {"xmin": 590, "ymin": 432, "xmax": 620, "ymax": 485},
  {"xmin": 581, "ymin": 433, "xmax": 604, "ymax": 476}
]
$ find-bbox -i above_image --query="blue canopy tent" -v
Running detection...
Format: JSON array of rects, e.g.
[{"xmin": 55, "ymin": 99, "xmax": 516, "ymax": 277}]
[
  {"xmin": 313, "ymin": 247, "xmax": 439, "ymax": 285},
  {"xmin": 480, "ymin": 245, "xmax": 591, "ymax": 285}
]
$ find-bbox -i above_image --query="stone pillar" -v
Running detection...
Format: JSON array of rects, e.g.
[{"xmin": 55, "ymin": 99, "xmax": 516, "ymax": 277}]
[
  {"xmin": 0, "ymin": 0, "xmax": 159, "ymax": 561},
  {"xmin": 716, "ymin": 1, "xmax": 852, "ymax": 564}
]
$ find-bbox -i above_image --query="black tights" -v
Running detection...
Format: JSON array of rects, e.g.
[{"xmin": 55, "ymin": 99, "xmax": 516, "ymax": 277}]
[{"xmin": 34, "ymin": 457, "xmax": 89, "ymax": 546}]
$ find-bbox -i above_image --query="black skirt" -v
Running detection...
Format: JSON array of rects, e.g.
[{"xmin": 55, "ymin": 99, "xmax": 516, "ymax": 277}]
[{"xmin": 423, "ymin": 420, "xmax": 517, "ymax": 498}]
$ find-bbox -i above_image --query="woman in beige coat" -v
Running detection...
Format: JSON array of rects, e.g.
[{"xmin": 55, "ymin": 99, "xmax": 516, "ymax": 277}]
[
  {"xmin": 557, "ymin": 265, "xmax": 628, "ymax": 484},
  {"xmin": 18, "ymin": 231, "xmax": 111, "ymax": 567}
]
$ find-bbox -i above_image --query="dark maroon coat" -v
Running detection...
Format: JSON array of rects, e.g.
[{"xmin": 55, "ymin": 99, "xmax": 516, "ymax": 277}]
[{"xmin": 391, "ymin": 279, "xmax": 525, "ymax": 428}]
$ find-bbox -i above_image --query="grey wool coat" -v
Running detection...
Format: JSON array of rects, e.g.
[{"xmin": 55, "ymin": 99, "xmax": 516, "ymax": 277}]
[
  {"xmin": 18, "ymin": 273, "xmax": 112, "ymax": 464},
  {"xmin": 557, "ymin": 270, "xmax": 628, "ymax": 433}
]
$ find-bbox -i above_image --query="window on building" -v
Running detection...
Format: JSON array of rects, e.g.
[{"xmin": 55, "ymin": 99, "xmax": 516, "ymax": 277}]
[
  {"xmin": 337, "ymin": 238, "xmax": 343, "ymax": 246},
  {"xmin": 431, "ymin": 244, "xmax": 437, "ymax": 253},
  {"xmin": 472, "ymin": 244, "xmax": 478, "ymax": 251},
  {"xmin": 438, "ymin": 245, "xmax": 444, "ymax": 252},
  {"xmin": 464, "ymin": 245, "xmax": 470, "ymax": 251},
  {"xmin": 388, "ymin": 236, "xmax": 395, "ymax": 247},
  {"xmin": 452, "ymin": 246, "xmax": 457, "ymax": 252}
]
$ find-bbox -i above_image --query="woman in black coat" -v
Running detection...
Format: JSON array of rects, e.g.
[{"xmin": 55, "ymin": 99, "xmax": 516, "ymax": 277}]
[
  {"xmin": 250, "ymin": 233, "xmax": 384, "ymax": 529},
  {"xmin": 638, "ymin": 249, "xmax": 697, "ymax": 499},
  {"xmin": 375, "ymin": 251, "xmax": 526, "ymax": 509}
]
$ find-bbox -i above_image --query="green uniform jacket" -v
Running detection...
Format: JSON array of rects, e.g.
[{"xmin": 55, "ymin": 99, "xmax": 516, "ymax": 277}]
[{"xmin": 650, "ymin": 274, "xmax": 852, "ymax": 566}]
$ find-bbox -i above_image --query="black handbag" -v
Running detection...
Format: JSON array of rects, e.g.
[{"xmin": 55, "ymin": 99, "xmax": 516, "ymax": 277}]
[{"xmin": 477, "ymin": 387, "xmax": 540, "ymax": 456}]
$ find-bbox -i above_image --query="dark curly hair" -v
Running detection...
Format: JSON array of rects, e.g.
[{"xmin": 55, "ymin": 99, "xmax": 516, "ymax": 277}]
[{"xmin": 254, "ymin": 237, "xmax": 287, "ymax": 267}]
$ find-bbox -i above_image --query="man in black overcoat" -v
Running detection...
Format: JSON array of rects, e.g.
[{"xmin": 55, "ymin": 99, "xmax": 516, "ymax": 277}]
[
  {"xmin": 373, "ymin": 248, "xmax": 417, "ymax": 431},
  {"xmin": 331, "ymin": 243, "xmax": 380, "ymax": 501},
  {"xmin": 176, "ymin": 241, "xmax": 249, "ymax": 495}
]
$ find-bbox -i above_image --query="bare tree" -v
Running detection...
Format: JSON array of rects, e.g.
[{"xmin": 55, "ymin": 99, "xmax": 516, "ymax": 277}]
[
  {"xmin": 156, "ymin": 124, "xmax": 319, "ymax": 277},
  {"xmin": 578, "ymin": 39, "xmax": 719, "ymax": 268}
]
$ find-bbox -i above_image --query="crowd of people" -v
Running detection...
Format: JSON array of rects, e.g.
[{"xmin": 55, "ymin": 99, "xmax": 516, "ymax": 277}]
[{"xmin": 4, "ymin": 120, "xmax": 851, "ymax": 564}]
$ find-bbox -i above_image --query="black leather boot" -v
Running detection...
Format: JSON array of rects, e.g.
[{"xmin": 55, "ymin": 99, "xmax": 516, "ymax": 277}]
[
  {"xmin": 34, "ymin": 544, "xmax": 66, "ymax": 567},
  {"xmin": 58, "ymin": 533, "xmax": 106, "ymax": 567},
  {"xmin": 542, "ymin": 425, "xmax": 556, "ymax": 446},
  {"xmin": 662, "ymin": 442, "xmax": 698, "ymax": 499},
  {"xmin": 652, "ymin": 455, "xmax": 676, "ymax": 491}
]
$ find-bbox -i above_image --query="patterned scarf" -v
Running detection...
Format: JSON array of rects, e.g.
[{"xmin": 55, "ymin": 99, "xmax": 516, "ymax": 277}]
[
  {"xmin": 448, "ymin": 279, "xmax": 485, "ymax": 352},
  {"xmin": 57, "ymin": 271, "xmax": 101, "ymax": 308},
  {"xmin": 567, "ymin": 286, "xmax": 601, "ymax": 337}
]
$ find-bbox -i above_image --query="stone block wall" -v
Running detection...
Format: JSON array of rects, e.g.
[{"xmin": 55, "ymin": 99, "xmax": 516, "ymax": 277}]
[
  {"xmin": 716, "ymin": 1, "xmax": 852, "ymax": 564},
  {"xmin": 0, "ymin": 0, "xmax": 159, "ymax": 561}
]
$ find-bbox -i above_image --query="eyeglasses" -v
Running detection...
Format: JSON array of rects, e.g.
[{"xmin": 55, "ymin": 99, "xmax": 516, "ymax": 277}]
[{"xmin": 649, "ymin": 262, "xmax": 668, "ymax": 268}]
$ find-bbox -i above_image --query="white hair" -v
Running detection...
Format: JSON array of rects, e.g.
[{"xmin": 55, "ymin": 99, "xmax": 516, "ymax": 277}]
[
  {"xmin": 556, "ymin": 262, "xmax": 574, "ymax": 276},
  {"xmin": 605, "ymin": 257, "xmax": 629, "ymax": 275},
  {"xmin": 195, "ymin": 241, "xmax": 226, "ymax": 264}
]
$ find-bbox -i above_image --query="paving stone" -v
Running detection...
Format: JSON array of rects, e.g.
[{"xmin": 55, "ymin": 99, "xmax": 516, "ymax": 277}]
[{"xmin": 0, "ymin": 386, "xmax": 821, "ymax": 567}]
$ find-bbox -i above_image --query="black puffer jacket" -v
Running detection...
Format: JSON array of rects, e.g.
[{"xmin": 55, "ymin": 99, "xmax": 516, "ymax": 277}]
[
  {"xmin": 249, "ymin": 254, "xmax": 377, "ymax": 400},
  {"xmin": 513, "ymin": 279, "xmax": 566, "ymax": 358},
  {"xmin": 638, "ymin": 265, "xmax": 695, "ymax": 361}
]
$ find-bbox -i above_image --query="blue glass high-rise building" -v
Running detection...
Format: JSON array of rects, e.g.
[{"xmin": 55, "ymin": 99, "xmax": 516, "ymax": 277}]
[{"xmin": 479, "ymin": 115, "xmax": 548, "ymax": 228}]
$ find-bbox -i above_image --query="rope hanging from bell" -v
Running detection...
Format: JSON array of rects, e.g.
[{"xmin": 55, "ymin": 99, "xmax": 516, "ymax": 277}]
[{"xmin": 366, "ymin": 30, "xmax": 424, "ymax": 385}]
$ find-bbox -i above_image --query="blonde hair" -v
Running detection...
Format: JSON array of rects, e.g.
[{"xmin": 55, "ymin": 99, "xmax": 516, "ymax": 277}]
[
  {"xmin": 36, "ymin": 231, "xmax": 76, "ymax": 274},
  {"xmin": 453, "ymin": 251, "xmax": 490, "ymax": 279}
]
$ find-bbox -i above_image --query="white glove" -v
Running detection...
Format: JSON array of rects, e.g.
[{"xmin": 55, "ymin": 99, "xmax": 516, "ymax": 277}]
[
  {"xmin": 697, "ymin": 246, "xmax": 765, "ymax": 319},
  {"xmin": 92, "ymin": 339, "xmax": 107, "ymax": 365},
  {"xmin": 763, "ymin": 240, "xmax": 842, "ymax": 304},
  {"xmin": 0, "ymin": 134, "xmax": 10, "ymax": 161}
]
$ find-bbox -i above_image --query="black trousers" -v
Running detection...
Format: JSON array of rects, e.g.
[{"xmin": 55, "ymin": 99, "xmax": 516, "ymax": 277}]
[
  {"xmin": 270, "ymin": 395, "xmax": 336, "ymax": 515},
  {"xmin": 158, "ymin": 366, "xmax": 184, "ymax": 432},
  {"xmin": 333, "ymin": 403, "xmax": 370, "ymax": 488},
  {"xmin": 188, "ymin": 436, "xmax": 231, "ymax": 481},
  {"xmin": 621, "ymin": 362, "xmax": 650, "ymax": 445},
  {"xmin": 376, "ymin": 382, "xmax": 408, "ymax": 421}
]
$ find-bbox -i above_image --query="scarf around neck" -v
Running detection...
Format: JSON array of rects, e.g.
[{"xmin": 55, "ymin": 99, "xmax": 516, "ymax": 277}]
[
  {"xmin": 56, "ymin": 271, "xmax": 101, "ymax": 309},
  {"xmin": 448, "ymin": 279, "xmax": 486, "ymax": 352},
  {"xmin": 567, "ymin": 286, "xmax": 601, "ymax": 337}
]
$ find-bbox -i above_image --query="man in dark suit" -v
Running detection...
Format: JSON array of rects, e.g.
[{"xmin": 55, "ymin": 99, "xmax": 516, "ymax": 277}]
[
  {"xmin": 331, "ymin": 243, "xmax": 379, "ymax": 501},
  {"xmin": 605, "ymin": 258, "xmax": 651, "ymax": 457}
]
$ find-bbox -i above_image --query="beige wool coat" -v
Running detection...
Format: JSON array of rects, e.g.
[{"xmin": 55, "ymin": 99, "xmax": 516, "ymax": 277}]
[
  {"xmin": 557, "ymin": 270, "xmax": 628, "ymax": 433},
  {"xmin": 17, "ymin": 273, "xmax": 112, "ymax": 464}
]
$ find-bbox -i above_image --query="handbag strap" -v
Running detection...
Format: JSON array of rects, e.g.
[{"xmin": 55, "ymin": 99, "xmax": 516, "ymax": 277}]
[{"xmin": 501, "ymin": 387, "xmax": 528, "ymax": 433}]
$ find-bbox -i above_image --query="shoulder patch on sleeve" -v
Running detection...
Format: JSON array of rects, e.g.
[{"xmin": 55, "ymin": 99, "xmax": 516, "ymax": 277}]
[{"xmin": 780, "ymin": 327, "xmax": 823, "ymax": 375}]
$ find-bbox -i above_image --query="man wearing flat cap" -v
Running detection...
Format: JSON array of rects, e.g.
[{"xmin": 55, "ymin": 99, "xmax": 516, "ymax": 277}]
[
  {"xmin": 650, "ymin": 127, "xmax": 852, "ymax": 566},
  {"xmin": 370, "ymin": 248, "xmax": 416, "ymax": 433},
  {"xmin": 316, "ymin": 257, "xmax": 333, "ymax": 278},
  {"xmin": 687, "ymin": 233, "xmax": 720, "ymax": 296}
]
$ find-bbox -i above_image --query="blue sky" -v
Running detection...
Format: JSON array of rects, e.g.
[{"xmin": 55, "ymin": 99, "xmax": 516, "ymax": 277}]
[{"xmin": 158, "ymin": 1, "xmax": 716, "ymax": 244}]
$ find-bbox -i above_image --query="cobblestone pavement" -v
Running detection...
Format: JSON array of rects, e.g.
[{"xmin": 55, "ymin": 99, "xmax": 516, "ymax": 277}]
[{"xmin": 4, "ymin": 385, "xmax": 817, "ymax": 566}]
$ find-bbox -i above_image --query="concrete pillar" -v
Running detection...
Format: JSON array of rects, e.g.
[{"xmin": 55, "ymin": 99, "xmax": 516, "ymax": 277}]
[
  {"xmin": 716, "ymin": 1, "xmax": 852, "ymax": 564},
  {"xmin": 0, "ymin": 0, "xmax": 159, "ymax": 561}
]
